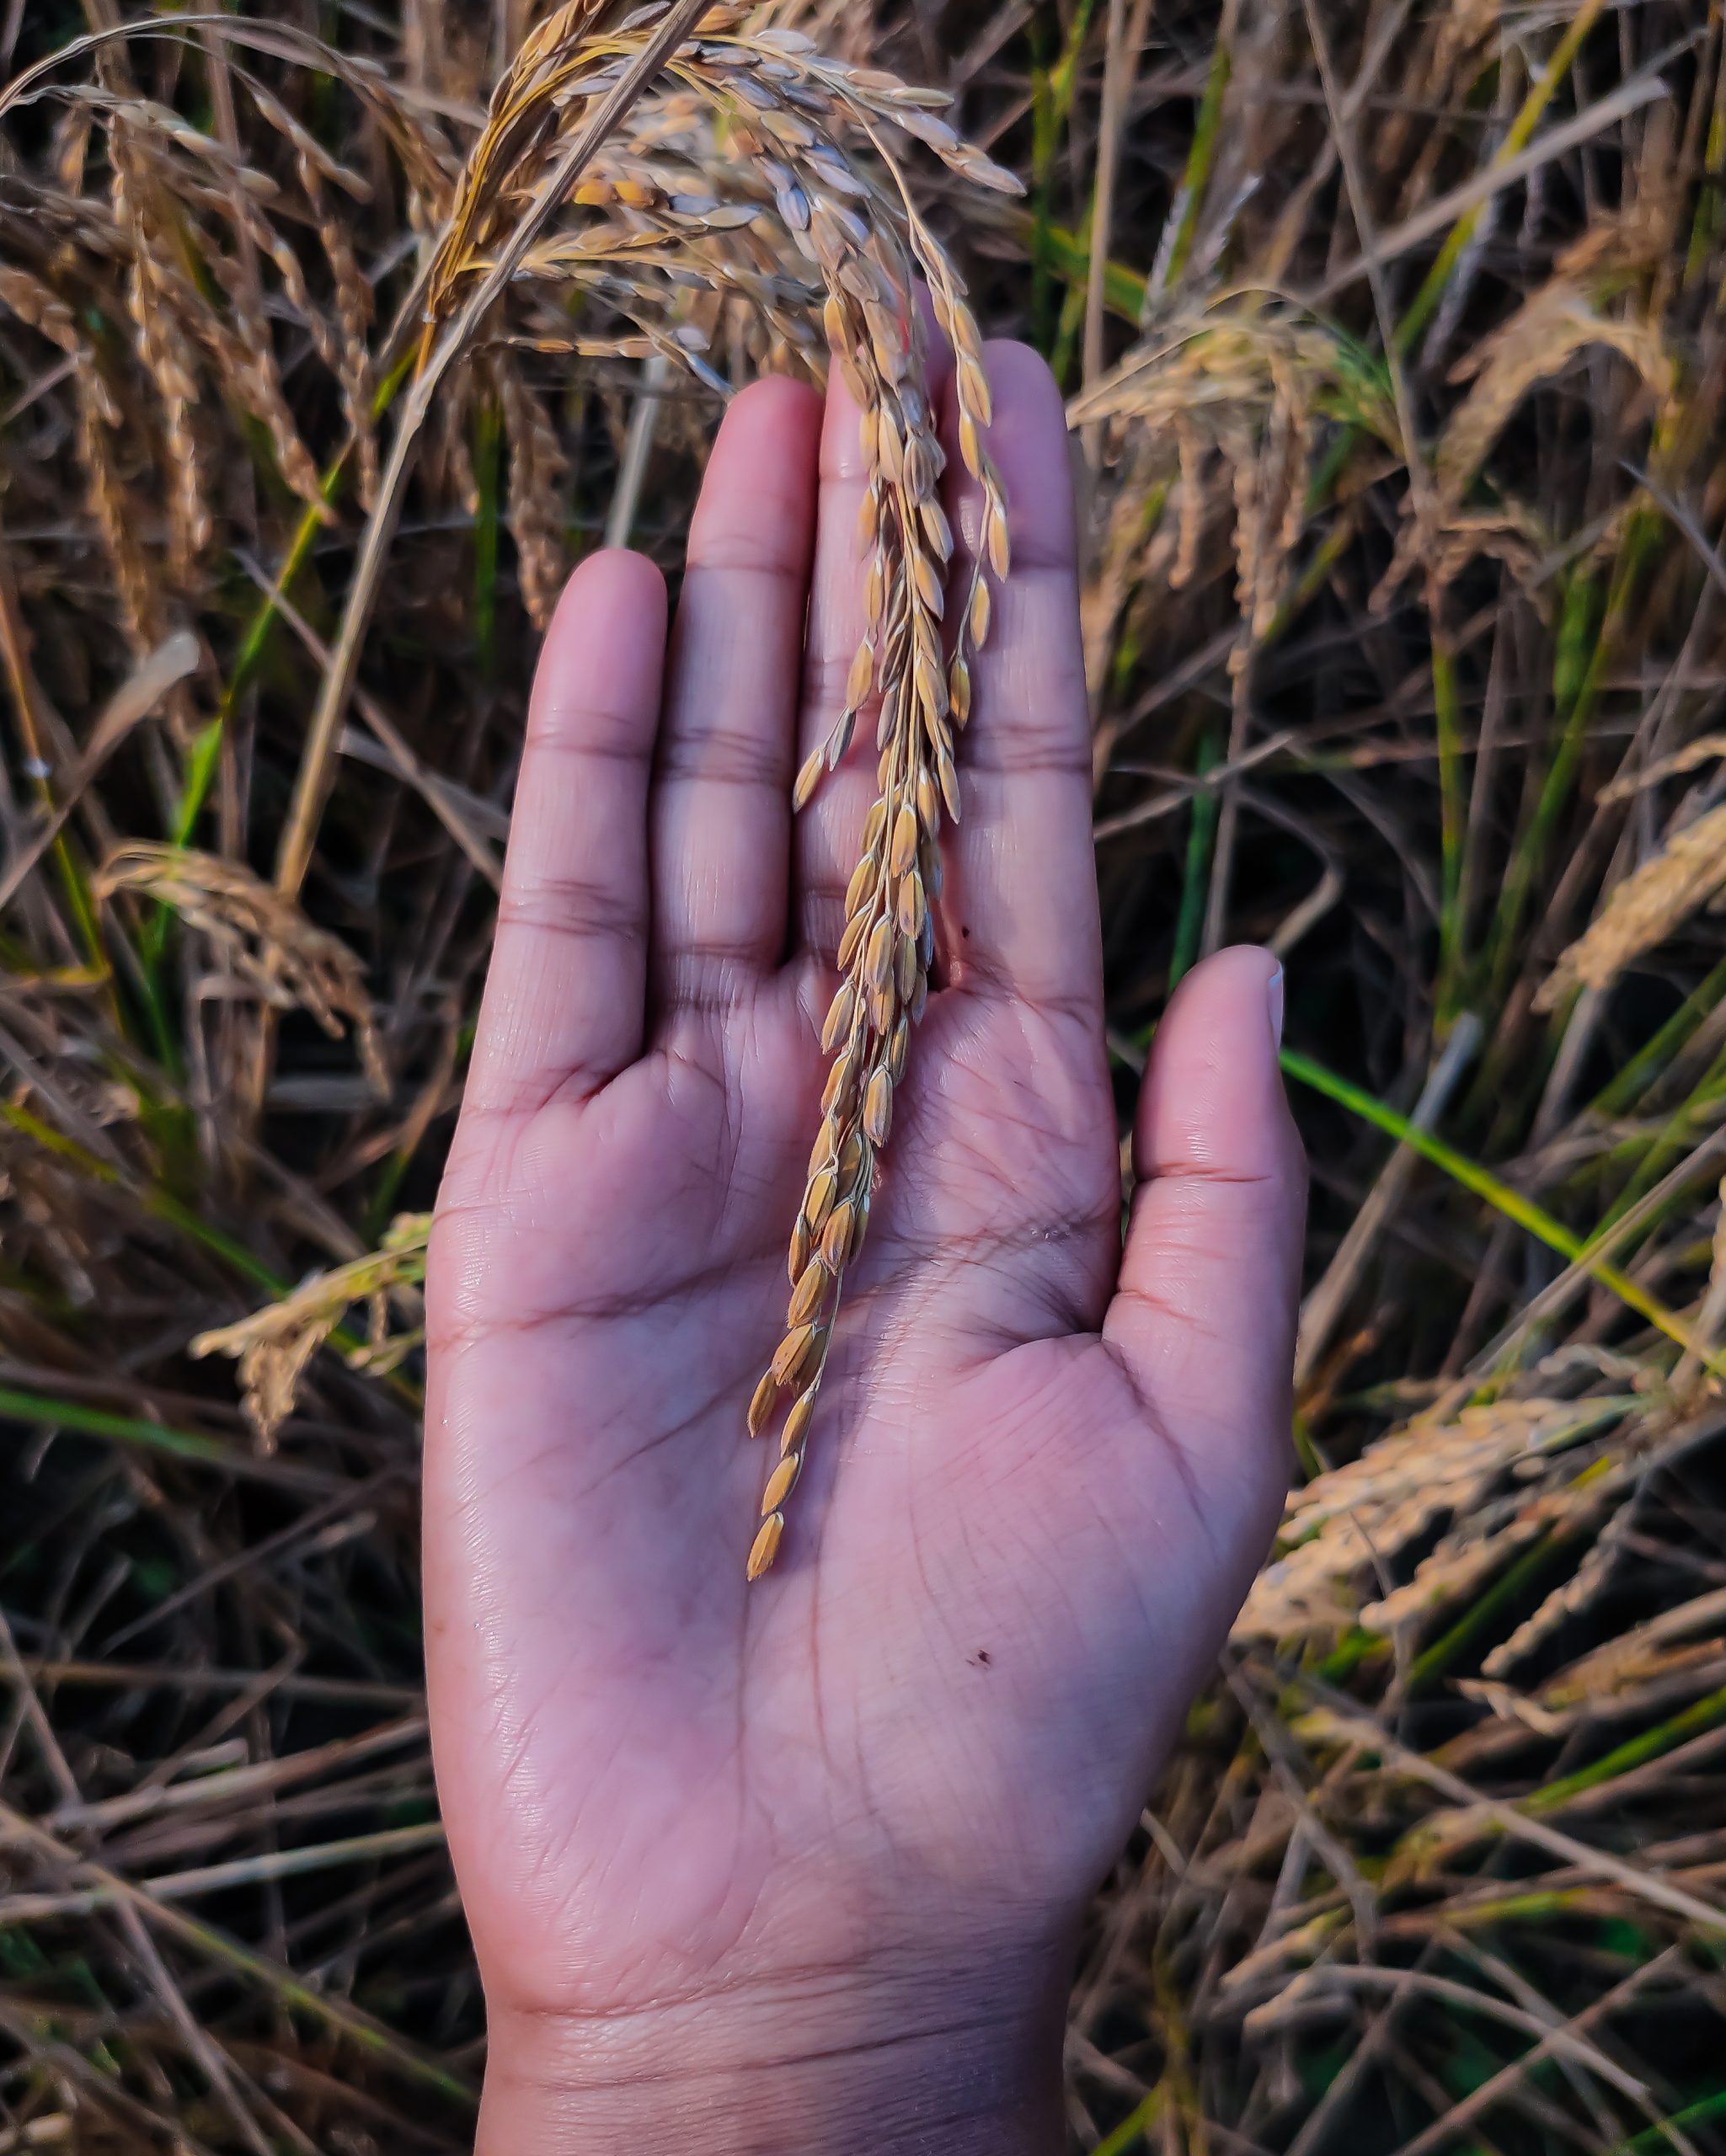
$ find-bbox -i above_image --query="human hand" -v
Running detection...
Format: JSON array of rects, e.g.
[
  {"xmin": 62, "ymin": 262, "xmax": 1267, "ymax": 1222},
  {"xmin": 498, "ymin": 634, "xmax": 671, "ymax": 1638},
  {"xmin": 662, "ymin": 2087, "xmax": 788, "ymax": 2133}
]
[{"xmin": 424, "ymin": 341, "xmax": 1306, "ymax": 2153}]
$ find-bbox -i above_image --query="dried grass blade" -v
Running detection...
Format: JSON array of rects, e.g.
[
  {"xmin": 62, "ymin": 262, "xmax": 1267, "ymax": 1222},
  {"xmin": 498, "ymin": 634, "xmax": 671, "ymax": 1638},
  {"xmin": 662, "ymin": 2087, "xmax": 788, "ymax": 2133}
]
[
  {"xmin": 0, "ymin": 630, "xmax": 199, "ymax": 913},
  {"xmin": 0, "ymin": 1799, "xmax": 478, "ymax": 2109}
]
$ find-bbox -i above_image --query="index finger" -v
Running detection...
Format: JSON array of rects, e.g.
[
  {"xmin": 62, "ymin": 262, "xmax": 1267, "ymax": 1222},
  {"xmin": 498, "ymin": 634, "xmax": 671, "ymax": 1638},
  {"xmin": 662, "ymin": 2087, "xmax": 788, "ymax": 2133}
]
[{"xmin": 463, "ymin": 549, "xmax": 667, "ymax": 1122}]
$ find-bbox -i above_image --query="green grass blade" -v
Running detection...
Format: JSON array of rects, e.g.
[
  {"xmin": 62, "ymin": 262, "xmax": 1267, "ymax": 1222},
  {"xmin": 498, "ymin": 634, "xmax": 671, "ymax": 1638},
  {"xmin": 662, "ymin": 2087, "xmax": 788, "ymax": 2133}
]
[{"xmin": 1280, "ymin": 1047, "xmax": 1719, "ymax": 1366}]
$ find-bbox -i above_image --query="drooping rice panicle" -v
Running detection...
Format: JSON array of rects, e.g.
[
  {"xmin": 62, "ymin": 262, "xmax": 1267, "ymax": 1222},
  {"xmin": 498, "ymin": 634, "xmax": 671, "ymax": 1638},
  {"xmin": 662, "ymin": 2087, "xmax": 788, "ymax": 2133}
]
[{"xmin": 706, "ymin": 26, "xmax": 1018, "ymax": 1579}]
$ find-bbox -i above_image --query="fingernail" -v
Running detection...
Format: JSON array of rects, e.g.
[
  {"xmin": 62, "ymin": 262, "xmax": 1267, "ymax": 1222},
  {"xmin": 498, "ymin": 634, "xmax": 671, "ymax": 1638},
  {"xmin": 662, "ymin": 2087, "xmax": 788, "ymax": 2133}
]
[{"xmin": 1268, "ymin": 963, "xmax": 1285, "ymax": 1052}]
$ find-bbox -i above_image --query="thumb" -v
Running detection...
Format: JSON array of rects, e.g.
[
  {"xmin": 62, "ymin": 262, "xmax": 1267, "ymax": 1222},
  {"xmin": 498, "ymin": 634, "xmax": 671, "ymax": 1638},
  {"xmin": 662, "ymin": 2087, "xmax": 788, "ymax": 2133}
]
[{"xmin": 1103, "ymin": 946, "xmax": 1306, "ymax": 1556}]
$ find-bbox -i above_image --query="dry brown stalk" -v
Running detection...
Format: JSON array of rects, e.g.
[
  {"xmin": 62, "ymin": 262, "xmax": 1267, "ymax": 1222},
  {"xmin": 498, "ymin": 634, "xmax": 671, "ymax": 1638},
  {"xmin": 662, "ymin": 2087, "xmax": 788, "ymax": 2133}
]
[
  {"xmin": 1529, "ymin": 1585, "xmax": 1726, "ymax": 1717},
  {"xmin": 1290, "ymin": 1678, "xmax": 1726, "ymax": 1940},
  {"xmin": 1600, "ymin": 730, "xmax": 1726, "ymax": 801},
  {"xmin": 270, "ymin": 0, "xmax": 716, "ymax": 903},
  {"xmin": 0, "ymin": 631, "xmax": 200, "ymax": 914}
]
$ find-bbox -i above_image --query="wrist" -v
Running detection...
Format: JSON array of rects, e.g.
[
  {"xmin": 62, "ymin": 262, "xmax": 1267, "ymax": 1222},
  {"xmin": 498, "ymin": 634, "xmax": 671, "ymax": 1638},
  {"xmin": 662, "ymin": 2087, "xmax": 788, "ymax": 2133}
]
[{"xmin": 478, "ymin": 1954, "xmax": 1069, "ymax": 2155}]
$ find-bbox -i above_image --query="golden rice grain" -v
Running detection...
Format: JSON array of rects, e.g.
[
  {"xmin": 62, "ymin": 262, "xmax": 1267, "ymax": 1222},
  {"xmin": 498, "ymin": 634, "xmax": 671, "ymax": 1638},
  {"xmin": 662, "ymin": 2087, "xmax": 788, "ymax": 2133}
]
[
  {"xmin": 746, "ymin": 1371, "xmax": 780, "ymax": 1438},
  {"xmin": 780, "ymin": 1392, "xmax": 815, "ymax": 1460},
  {"xmin": 770, "ymin": 1323, "xmax": 822, "ymax": 1390},
  {"xmin": 761, "ymin": 1453, "xmax": 800, "ymax": 1513},
  {"xmin": 745, "ymin": 1512, "xmax": 784, "ymax": 1581},
  {"xmin": 787, "ymin": 1258, "xmax": 829, "ymax": 1328}
]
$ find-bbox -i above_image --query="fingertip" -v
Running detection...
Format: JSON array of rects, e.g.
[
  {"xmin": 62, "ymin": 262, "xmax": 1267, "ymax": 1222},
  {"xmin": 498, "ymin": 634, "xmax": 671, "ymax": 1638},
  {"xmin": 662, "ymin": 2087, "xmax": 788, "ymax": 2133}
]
[
  {"xmin": 1162, "ymin": 944, "xmax": 1283, "ymax": 1047},
  {"xmin": 1137, "ymin": 944, "xmax": 1304, "ymax": 1230},
  {"xmin": 532, "ymin": 547, "xmax": 668, "ymax": 749},
  {"xmin": 946, "ymin": 339, "xmax": 1077, "ymax": 572},
  {"xmin": 712, "ymin": 374, "xmax": 826, "ymax": 467},
  {"xmin": 980, "ymin": 336, "xmax": 1064, "ymax": 422},
  {"xmin": 1106, "ymin": 947, "xmax": 1305, "ymax": 1500},
  {"xmin": 727, "ymin": 371, "xmax": 826, "ymax": 427},
  {"xmin": 548, "ymin": 544, "xmax": 667, "ymax": 632},
  {"xmin": 692, "ymin": 376, "xmax": 824, "ymax": 566}
]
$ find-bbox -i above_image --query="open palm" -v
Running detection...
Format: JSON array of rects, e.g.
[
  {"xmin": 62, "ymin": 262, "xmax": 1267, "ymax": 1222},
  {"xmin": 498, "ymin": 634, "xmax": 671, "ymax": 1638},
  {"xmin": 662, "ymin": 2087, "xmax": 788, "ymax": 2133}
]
[{"xmin": 425, "ymin": 344, "xmax": 1305, "ymax": 2143}]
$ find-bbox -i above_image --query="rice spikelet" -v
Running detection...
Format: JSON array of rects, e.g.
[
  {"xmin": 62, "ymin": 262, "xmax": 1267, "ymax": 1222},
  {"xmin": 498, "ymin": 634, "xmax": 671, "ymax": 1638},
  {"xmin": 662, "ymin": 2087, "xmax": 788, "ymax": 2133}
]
[
  {"xmin": 192, "ymin": 1213, "xmax": 430, "ymax": 1448},
  {"xmin": 95, "ymin": 842, "xmax": 386, "ymax": 1092},
  {"xmin": 1534, "ymin": 798, "xmax": 1726, "ymax": 1010},
  {"xmin": 1235, "ymin": 1398, "xmax": 1632, "ymax": 1644}
]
